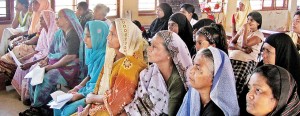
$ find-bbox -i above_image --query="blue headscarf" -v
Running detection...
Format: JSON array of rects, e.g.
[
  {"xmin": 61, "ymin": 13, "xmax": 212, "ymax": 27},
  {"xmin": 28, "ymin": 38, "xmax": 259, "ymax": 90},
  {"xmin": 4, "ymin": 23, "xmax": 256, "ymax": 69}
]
[
  {"xmin": 78, "ymin": 20, "xmax": 109, "ymax": 96},
  {"xmin": 177, "ymin": 47, "xmax": 240, "ymax": 116}
]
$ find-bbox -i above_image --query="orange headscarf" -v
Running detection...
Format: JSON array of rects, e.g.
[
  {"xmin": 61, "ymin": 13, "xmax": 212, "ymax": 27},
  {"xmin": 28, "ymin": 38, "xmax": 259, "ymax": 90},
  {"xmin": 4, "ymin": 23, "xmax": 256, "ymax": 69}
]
[{"xmin": 28, "ymin": 0, "xmax": 52, "ymax": 34}]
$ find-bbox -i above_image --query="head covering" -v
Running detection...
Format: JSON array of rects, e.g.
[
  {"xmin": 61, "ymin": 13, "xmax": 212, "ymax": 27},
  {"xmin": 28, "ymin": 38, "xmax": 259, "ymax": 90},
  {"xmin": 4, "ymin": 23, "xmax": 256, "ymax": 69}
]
[
  {"xmin": 28, "ymin": 0, "xmax": 52, "ymax": 34},
  {"xmin": 258, "ymin": 65, "xmax": 300, "ymax": 116},
  {"xmin": 147, "ymin": 3, "xmax": 173, "ymax": 38},
  {"xmin": 97, "ymin": 18, "xmax": 149, "ymax": 95},
  {"xmin": 192, "ymin": 18, "xmax": 215, "ymax": 30},
  {"xmin": 17, "ymin": 0, "xmax": 29, "ymax": 8},
  {"xmin": 169, "ymin": 13, "xmax": 194, "ymax": 55},
  {"xmin": 235, "ymin": 0, "xmax": 252, "ymax": 31},
  {"xmin": 247, "ymin": 11, "xmax": 262, "ymax": 29},
  {"xmin": 177, "ymin": 47, "xmax": 240, "ymax": 116},
  {"xmin": 125, "ymin": 30, "xmax": 193, "ymax": 115},
  {"xmin": 35, "ymin": 10, "xmax": 58, "ymax": 58},
  {"xmin": 262, "ymin": 33, "xmax": 300, "ymax": 92}
]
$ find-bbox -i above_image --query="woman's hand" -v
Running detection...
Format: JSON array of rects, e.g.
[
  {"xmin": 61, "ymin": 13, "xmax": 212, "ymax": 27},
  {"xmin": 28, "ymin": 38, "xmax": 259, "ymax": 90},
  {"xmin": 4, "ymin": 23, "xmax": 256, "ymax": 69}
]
[
  {"xmin": 20, "ymin": 62, "xmax": 33, "ymax": 70},
  {"xmin": 85, "ymin": 93, "xmax": 97, "ymax": 104},
  {"xmin": 44, "ymin": 65, "xmax": 54, "ymax": 71},
  {"xmin": 78, "ymin": 104, "xmax": 91, "ymax": 116},
  {"xmin": 39, "ymin": 59, "xmax": 48, "ymax": 67},
  {"xmin": 71, "ymin": 93, "xmax": 84, "ymax": 102},
  {"xmin": 243, "ymin": 23, "xmax": 250, "ymax": 32}
]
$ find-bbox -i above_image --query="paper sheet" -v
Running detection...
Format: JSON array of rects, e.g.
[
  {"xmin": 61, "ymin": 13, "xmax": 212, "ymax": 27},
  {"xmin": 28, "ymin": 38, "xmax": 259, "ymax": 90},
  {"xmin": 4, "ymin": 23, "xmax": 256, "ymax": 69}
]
[
  {"xmin": 24, "ymin": 64, "xmax": 45, "ymax": 85},
  {"xmin": 48, "ymin": 90, "xmax": 73, "ymax": 109},
  {"xmin": 7, "ymin": 48, "xmax": 22, "ymax": 66}
]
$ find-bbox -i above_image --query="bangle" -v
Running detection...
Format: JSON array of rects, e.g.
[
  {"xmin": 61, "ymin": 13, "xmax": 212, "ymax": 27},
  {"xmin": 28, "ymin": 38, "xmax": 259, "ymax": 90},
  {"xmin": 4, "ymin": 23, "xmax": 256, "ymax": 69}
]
[{"xmin": 75, "ymin": 85, "xmax": 83, "ymax": 90}]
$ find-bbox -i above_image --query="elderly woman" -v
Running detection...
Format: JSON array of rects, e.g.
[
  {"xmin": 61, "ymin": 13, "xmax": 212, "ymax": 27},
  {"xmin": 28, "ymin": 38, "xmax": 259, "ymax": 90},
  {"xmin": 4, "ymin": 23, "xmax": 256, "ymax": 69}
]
[
  {"xmin": 143, "ymin": 3, "xmax": 173, "ymax": 39},
  {"xmin": 10, "ymin": 10, "xmax": 58, "ymax": 104},
  {"xmin": 19, "ymin": 9, "xmax": 83, "ymax": 116},
  {"xmin": 229, "ymin": 11, "xmax": 264, "ymax": 96},
  {"xmin": 125, "ymin": 30, "xmax": 192, "ymax": 115},
  {"xmin": 0, "ymin": 0, "xmax": 31, "ymax": 56},
  {"xmin": 168, "ymin": 13, "xmax": 194, "ymax": 55},
  {"xmin": 258, "ymin": 33, "xmax": 300, "ymax": 93},
  {"xmin": 93, "ymin": 4, "xmax": 111, "ymax": 26},
  {"xmin": 75, "ymin": 18, "xmax": 148, "ymax": 116},
  {"xmin": 246, "ymin": 65, "xmax": 300, "ymax": 116},
  {"xmin": 177, "ymin": 47, "xmax": 240, "ymax": 116},
  {"xmin": 54, "ymin": 20, "xmax": 109, "ymax": 116}
]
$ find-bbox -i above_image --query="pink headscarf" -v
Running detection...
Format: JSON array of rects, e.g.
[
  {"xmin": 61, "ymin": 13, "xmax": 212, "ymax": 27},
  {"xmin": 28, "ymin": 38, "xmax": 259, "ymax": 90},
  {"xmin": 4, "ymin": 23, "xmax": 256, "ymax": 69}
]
[{"xmin": 28, "ymin": 0, "xmax": 52, "ymax": 34}]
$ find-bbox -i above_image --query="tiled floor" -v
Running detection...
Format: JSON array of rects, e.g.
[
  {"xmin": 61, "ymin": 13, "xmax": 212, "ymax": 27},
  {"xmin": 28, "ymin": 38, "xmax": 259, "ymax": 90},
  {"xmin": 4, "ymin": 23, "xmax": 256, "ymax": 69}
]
[{"xmin": 0, "ymin": 89, "xmax": 28, "ymax": 116}]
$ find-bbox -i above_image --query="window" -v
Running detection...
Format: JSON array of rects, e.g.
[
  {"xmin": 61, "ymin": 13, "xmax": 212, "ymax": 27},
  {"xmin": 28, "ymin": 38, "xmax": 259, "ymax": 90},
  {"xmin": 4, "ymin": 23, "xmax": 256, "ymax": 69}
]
[
  {"xmin": 0, "ymin": 0, "xmax": 14, "ymax": 23},
  {"xmin": 199, "ymin": 0, "xmax": 223, "ymax": 12},
  {"xmin": 138, "ymin": 0, "xmax": 158, "ymax": 12},
  {"xmin": 237, "ymin": 0, "xmax": 288, "ymax": 11},
  {"xmin": 52, "ymin": 0, "xmax": 118, "ymax": 16},
  {"xmin": 298, "ymin": 0, "xmax": 300, "ymax": 10}
]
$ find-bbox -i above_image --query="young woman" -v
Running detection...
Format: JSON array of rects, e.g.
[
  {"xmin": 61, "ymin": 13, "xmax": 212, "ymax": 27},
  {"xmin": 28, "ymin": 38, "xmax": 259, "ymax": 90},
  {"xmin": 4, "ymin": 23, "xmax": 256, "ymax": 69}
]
[
  {"xmin": 177, "ymin": 47, "xmax": 239, "ymax": 116},
  {"xmin": 229, "ymin": 11, "xmax": 264, "ymax": 96},
  {"xmin": 76, "ymin": 2, "xmax": 93, "ymax": 28},
  {"xmin": 180, "ymin": 3, "xmax": 198, "ymax": 26},
  {"xmin": 54, "ymin": 20, "xmax": 109, "ymax": 116},
  {"xmin": 125, "ymin": 30, "xmax": 192, "ymax": 115},
  {"xmin": 246, "ymin": 65, "xmax": 300, "ymax": 116}
]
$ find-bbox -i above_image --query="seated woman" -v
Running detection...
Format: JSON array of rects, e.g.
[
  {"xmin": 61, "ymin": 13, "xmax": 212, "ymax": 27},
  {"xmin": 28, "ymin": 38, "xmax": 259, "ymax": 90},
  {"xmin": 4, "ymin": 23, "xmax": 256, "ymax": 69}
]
[
  {"xmin": 177, "ymin": 47, "xmax": 240, "ymax": 116},
  {"xmin": 192, "ymin": 18, "xmax": 215, "ymax": 39},
  {"xmin": 19, "ymin": 9, "xmax": 83, "ymax": 116},
  {"xmin": 75, "ymin": 18, "xmax": 148, "ymax": 116},
  {"xmin": 76, "ymin": 2, "xmax": 93, "ymax": 28},
  {"xmin": 0, "ymin": 0, "xmax": 31, "ymax": 56},
  {"xmin": 125, "ymin": 30, "xmax": 192, "ymax": 115},
  {"xmin": 93, "ymin": 4, "xmax": 111, "ymax": 26},
  {"xmin": 258, "ymin": 33, "xmax": 300, "ymax": 93},
  {"xmin": 232, "ymin": 0, "xmax": 252, "ymax": 37},
  {"xmin": 54, "ymin": 20, "xmax": 109, "ymax": 116},
  {"xmin": 143, "ymin": 3, "xmax": 173, "ymax": 39},
  {"xmin": 11, "ymin": 10, "xmax": 58, "ymax": 103},
  {"xmin": 246, "ymin": 65, "xmax": 300, "ymax": 116},
  {"xmin": 180, "ymin": 3, "xmax": 198, "ymax": 26},
  {"xmin": 229, "ymin": 11, "xmax": 264, "ymax": 96},
  {"xmin": 194, "ymin": 23, "xmax": 228, "ymax": 56},
  {"xmin": 168, "ymin": 13, "xmax": 194, "ymax": 55}
]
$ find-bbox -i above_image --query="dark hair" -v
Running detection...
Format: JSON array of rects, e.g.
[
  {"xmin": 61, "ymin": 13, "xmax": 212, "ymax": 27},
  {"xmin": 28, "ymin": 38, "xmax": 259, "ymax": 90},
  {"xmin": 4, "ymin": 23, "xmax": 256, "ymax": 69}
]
[
  {"xmin": 77, "ymin": 2, "xmax": 88, "ymax": 11},
  {"xmin": 252, "ymin": 65, "xmax": 282, "ymax": 100},
  {"xmin": 132, "ymin": 20, "xmax": 142, "ymax": 29},
  {"xmin": 247, "ymin": 11, "xmax": 262, "ymax": 29},
  {"xmin": 196, "ymin": 23, "xmax": 228, "ymax": 55},
  {"xmin": 17, "ymin": 0, "xmax": 29, "ymax": 9},
  {"xmin": 193, "ymin": 18, "xmax": 215, "ymax": 31},
  {"xmin": 294, "ymin": 10, "xmax": 300, "ymax": 16},
  {"xmin": 180, "ymin": 3, "xmax": 198, "ymax": 20},
  {"xmin": 158, "ymin": 3, "xmax": 173, "ymax": 20}
]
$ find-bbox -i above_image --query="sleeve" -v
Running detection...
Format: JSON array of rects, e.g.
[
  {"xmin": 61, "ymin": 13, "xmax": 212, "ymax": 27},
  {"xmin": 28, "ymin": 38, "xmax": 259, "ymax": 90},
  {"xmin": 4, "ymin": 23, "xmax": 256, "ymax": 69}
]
[
  {"xmin": 168, "ymin": 76, "xmax": 187, "ymax": 116},
  {"xmin": 66, "ymin": 30, "xmax": 80, "ymax": 55}
]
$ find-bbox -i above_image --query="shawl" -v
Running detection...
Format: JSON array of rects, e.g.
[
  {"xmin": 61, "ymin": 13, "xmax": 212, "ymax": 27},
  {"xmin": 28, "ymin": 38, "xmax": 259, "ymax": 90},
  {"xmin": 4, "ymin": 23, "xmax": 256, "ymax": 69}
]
[
  {"xmin": 177, "ymin": 47, "xmax": 240, "ymax": 116},
  {"xmin": 28, "ymin": 0, "xmax": 52, "ymax": 34},
  {"xmin": 235, "ymin": 0, "xmax": 252, "ymax": 31}
]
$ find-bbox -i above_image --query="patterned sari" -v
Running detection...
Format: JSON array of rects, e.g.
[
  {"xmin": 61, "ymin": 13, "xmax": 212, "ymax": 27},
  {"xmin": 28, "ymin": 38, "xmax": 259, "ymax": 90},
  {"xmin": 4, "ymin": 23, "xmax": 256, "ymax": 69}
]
[
  {"xmin": 87, "ymin": 18, "xmax": 148, "ymax": 116},
  {"xmin": 29, "ymin": 9, "xmax": 83, "ymax": 107},
  {"xmin": 11, "ymin": 10, "xmax": 58, "ymax": 101}
]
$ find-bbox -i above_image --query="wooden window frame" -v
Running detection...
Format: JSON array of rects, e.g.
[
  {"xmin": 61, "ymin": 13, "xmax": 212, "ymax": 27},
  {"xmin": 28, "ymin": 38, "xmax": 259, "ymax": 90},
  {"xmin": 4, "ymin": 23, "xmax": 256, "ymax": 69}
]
[
  {"xmin": 138, "ymin": 0, "xmax": 158, "ymax": 16},
  {"xmin": 0, "ymin": 0, "xmax": 14, "ymax": 24},
  {"xmin": 51, "ymin": 0, "xmax": 120, "ymax": 18},
  {"xmin": 255, "ymin": 0, "xmax": 289, "ymax": 11}
]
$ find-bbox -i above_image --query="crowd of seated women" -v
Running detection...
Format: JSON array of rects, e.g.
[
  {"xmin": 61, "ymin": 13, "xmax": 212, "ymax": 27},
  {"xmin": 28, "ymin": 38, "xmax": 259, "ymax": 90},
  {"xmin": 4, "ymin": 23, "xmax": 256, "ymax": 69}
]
[{"xmin": 0, "ymin": 0, "xmax": 299, "ymax": 116}]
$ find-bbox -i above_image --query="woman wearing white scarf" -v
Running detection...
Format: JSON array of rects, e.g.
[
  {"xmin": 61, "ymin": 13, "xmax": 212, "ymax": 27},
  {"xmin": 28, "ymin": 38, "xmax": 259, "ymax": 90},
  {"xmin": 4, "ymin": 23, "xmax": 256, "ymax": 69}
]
[
  {"xmin": 177, "ymin": 47, "xmax": 240, "ymax": 116},
  {"xmin": 124, "ymin": 30, "xmax": 193, "ymax": 115}
]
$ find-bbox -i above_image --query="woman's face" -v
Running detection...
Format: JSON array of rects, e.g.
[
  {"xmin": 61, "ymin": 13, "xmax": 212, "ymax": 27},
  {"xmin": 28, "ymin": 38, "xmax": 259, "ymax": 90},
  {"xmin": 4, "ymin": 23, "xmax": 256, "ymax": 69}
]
[
  {"xmin": 189, "ymin": 54, "xmax": 213, "ymax": 90},
  {"xmin": 168, "ymin": 20, "xmax": 179, "ymax": 34},
  {"xmin": 239, "ymin": 2, "xmax": 245, "ymax": 11},
  {"xmin": 147, "ymin": 35, "xmax": 170, "ymax": 63},
  {"xmin": 94, "ymin": 8, "xmax": 106, "ymax": 20},
  {"xmin": 84, "ymin": 27, "xmax": 92, "ymax": 49},
  {"xmin": 15, "ymin": 1, "xmax": 25, "ymax": 11},
  {"xmin": 107, "ymin": 25, "xmax": 120, "ymax": 49},
  {"xmin": 247, "ymin": 16, "xmax": 260, "ymax": 30},
  {"xmin": 180, "ymin": 8, "xmax": 192, "ymax": 21},
  {"xmin": 76, "ymin": 6, "xmax": 85, "ymax": 17},
  {"xmin": 156, "ymin": 7, "xmax": 165, "ymax": 18},
  {"xmin": 56, "ymin": 11, "xmax": 68, "ymax": 28},
  {"xmin": 32, "ymin": 0, "xmax": 40, "ymax": 12},
  {"xmin": 39, "ymin": 15, "xmax": 47, "ymax": 29},
  {"xmin": 246, "ymin": 73, "xmax": 278, "ymax": 116},
  {"xmin": 262, "ymin": 43, "xmax": 276, "ymax": 65},
  {"xmin": 195, "ymin": 34, "xmax": 210, "ymax": 51}
]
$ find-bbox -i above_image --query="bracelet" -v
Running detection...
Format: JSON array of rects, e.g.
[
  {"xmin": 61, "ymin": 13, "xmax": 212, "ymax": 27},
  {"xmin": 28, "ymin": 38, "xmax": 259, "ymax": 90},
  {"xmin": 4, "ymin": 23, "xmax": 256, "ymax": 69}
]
[{"xmin": 75, "ymin": 85, "xmax": 83, "ymax": 90}]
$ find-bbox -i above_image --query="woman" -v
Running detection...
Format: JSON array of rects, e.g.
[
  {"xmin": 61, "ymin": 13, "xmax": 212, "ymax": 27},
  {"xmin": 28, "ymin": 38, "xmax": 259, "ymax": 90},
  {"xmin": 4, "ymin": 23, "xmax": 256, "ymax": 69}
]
[
  {"xmin": 246, "ymin": 65, "xmax": 300, "ymax": 115},
  {"xmin": 54, "ymin": 20, "xmax": 109, "ymax": 116},
  {"xmin": 20, "ymin": 9, "xmax": 83, "ymax": 116},
  {"xmin": 259, "ymin": 33, "xmax": 300, "ymax": 93},
  {"xmin": 0, "ymin": 0, "xmax": 31, "ymax": 56},
  {"xmin": 168, "ymin": 13, "xmax": 194, "ymax": 55},
  {"xmin": 232, "ymin": 0, "xmax": 252, "ymax": 36},
  {"xmin": 28, "ymin": 0, "xmax": 51, "ymax": 34},
  {"xmin": 192, "ymin": 18, "xmax": 215, "ymax": 36},
  {"xmin": 195, "ymin": 23, "xmax": 228, "ymax": 55},
  {"xmin": 76, "ymin": 2, "xmax": 93, "ymax": 28},
  {"xmin": 229, "ymin": 11, "xmax": 264, "ymax": 96},
  {"xmin": 125, "ymin": 30, "xmax": 192, "ymax": 115},
  {"xmin": 143, "ymin": 3, "xmax": 173, "ymax": 39},
  {"xmin": 11, "ymin": 10, "xmax": 58, "ymax": 103},
  {"xmin": 76, "ymin": 18, "xmax": 148, "ymax": 116},
  {"xmin": 180, "ymin": 3, "xmax": 198, "ymax": 26},
  {"xmin": 93, "ymin": 4, "xmax": 111, "ymax": 26},
  {"xmin": 177, "ymin": 47, "xmax": 240, "ymax": 116}
]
